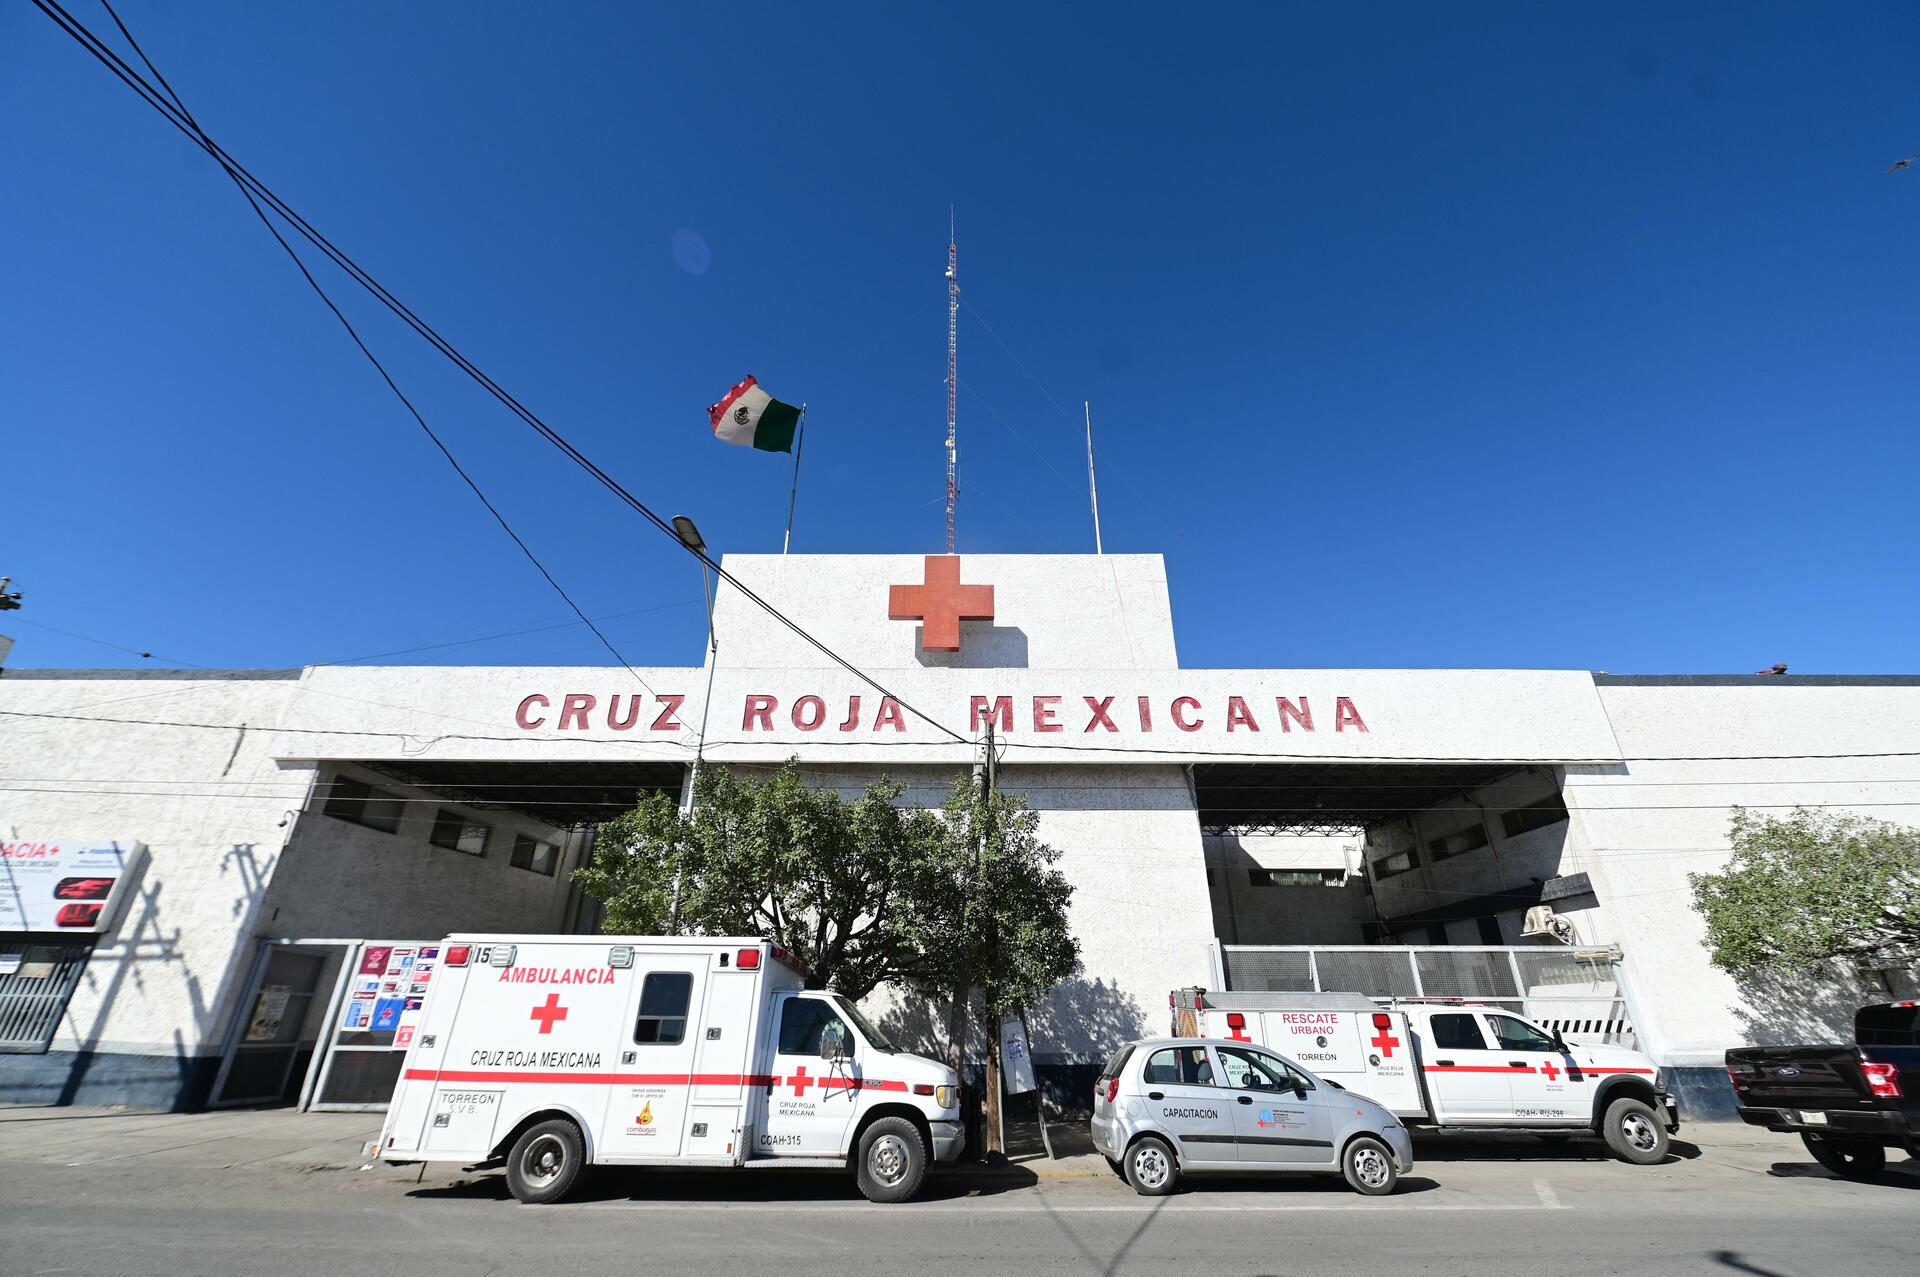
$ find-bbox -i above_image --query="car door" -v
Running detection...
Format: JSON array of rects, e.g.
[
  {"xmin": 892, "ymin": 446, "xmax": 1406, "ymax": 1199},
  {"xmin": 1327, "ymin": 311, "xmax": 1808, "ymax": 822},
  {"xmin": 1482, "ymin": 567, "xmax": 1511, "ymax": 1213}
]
[
  {"xmin": 757, "ymin": 993, "xmax": 860, "ymax": 1158},
  {"xmin": 1136, "ymin": 1045, "xmax": 1237, "ymax": 1169},
  {"xmin": 599, "ymin": 962, "xmax": 706, "ymax": 1158},
  {"xmin": 1217, "ymin": 1045, "xmax": 1333, "ymax": 1167},
  {"xmin": 1418, "ymin": 1010, "xmax": 1512, "ymax": 1121},
  {"xmin": 1483, "ymin": 1011, "xmax": 1582, "ymax": 1124}
]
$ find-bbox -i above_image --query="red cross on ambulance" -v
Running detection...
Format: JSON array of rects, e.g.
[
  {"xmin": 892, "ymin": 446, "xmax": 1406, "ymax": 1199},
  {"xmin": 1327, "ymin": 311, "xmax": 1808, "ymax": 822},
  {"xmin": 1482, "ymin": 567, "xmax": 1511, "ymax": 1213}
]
[
  {"xmin": 530, "ymin": 992, "xmax": 569, "ymax": 1035},
  {"xmin": 1368, "ymin": 1012, "xmax": 1400, "ymax": 1058}
]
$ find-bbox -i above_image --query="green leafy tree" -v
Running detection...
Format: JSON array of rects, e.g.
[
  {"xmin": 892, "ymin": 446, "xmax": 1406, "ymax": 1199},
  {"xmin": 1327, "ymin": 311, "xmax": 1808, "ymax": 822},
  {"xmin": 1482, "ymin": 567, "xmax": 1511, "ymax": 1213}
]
[
  {"xmin": 912, "ymin": 774, "xmax": 1080, "ymax": 1077},
  {"xmin": 1689, "ymin": 807, "xmax": 1920, "ymax": 974},
  {"xmin": 574, "ymin": 760, "xmax": 946, "ymax": 999}
]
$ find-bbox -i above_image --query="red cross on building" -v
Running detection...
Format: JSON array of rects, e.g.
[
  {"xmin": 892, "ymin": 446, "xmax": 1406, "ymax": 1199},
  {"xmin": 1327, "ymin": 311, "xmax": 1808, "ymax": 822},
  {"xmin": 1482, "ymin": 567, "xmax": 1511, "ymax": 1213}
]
[
  {"xmin": 787, "ymin": 1066, "xmax": 814, "ymax": 1097},
  {"xmin": 1540, "ymin": 1060, "xmax": 1561, "ymax": 1081},
  {"xmin": 529, "ymin": 992, "xmax": 569, "ymax": 1035},
  {"xmin": 1369, "ymin": 1025, "xmax": 1401, "ymax": 1058},
  {"xmin": 888, "ymin": 555, "xmax": 994, "ymax": 652}
]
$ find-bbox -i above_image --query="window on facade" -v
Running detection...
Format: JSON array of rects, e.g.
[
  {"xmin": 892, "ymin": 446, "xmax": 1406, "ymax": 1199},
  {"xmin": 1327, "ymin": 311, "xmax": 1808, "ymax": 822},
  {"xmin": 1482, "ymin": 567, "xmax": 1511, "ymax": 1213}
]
[
  {"xmin": 510, "ymin": 835, "xmax": 558, "ymax": 876},
  {"xmin": 1427, "ymin": 1013, "xmax": 1488, "ymax": 1051},
  {"xmin": 1250, "ymin": 868, "xmax": 1344, "ymax": 888},
  {"xmin": 1372, "ymin": 848, "xmax": 1418, "ymax": 878},
  {"xmin": 778, "ymin": 998, "xmax": 849, "ymax": 1055},
  {"xmin": 428, "ymin": 810, "xmax": 488, "ymax": 856},
  {"xmin": 633, "ymin": 972, "xmax": 693, "ymax": 1044},
  {"xmin": 0, "ymin": 942, "xmax": 94, "ymax": 1053},
  {"xmin": 322, "ymin": 775, "xmax": 405, "ymax": 834},
  {"xmin": 1500, "ymin": 794, "xmax": 1569, "ymax": 840},
  {"xmin": 1427, "ymin": 821, "xmax": 1490, "ymax": 861}
]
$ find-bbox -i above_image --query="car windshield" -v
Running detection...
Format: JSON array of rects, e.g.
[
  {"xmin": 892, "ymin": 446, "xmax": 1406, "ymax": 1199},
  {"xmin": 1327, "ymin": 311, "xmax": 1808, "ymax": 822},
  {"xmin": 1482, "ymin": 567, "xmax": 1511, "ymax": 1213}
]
[{"xmin": 833, "ymin": 995, "xmax": 897, "ymax": 1053}]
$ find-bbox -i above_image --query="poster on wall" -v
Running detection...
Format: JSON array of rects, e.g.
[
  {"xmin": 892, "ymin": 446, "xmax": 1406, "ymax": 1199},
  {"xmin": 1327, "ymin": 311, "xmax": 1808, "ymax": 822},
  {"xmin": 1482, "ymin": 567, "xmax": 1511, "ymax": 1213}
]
[
  {"xmin": 245, "ymin": 985, "xmax": 293, "ymax": 1042},
  {"xmin": 999, "ymin": 1017, "xmax": 1037, "ymax": 1095},
  {"xmin": 0, "ymin": 839, "xmax": 147, "ymax": 935},
  {"xmin": 357, "ymin": 946, "xmax": 393, "ymax": 976}
]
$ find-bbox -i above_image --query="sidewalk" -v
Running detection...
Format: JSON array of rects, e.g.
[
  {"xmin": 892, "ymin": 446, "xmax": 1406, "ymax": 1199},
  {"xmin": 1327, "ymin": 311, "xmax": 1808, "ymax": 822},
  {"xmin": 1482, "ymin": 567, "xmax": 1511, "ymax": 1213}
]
[{"xmin": 0, "ymin": 1104, "xmax": 1790, "ymax": 1179}]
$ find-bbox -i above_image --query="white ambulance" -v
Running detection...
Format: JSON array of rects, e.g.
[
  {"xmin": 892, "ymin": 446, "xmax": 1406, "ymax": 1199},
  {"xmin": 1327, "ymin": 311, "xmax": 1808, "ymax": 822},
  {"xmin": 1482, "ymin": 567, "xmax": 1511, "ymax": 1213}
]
[
  {"xmin": 377, "ymin": 935, "xmax": 964, "ymax": 1203},
  {"xmin": 1172, "ymin": 988, "xmax": 1678, "ymax": 1164}
]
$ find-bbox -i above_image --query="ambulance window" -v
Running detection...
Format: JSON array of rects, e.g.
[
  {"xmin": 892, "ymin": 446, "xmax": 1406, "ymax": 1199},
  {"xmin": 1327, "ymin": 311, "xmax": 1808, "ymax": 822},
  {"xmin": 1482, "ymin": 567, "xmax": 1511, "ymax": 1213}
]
[
  {"xmin": 633, "ymin": 973, "xmax": 693, "ymax": 1044},
  {"xmin": 1428, "ymin": 1013, "xmax": 1487, "ymax": 1051},
  {"xmin": 778, "ymin": 998, "xmax": 848, "ymax": 1055},
  {"xmin": 1486, "ymin": 1014, "xmax": 1558, "ymax": 1053}
]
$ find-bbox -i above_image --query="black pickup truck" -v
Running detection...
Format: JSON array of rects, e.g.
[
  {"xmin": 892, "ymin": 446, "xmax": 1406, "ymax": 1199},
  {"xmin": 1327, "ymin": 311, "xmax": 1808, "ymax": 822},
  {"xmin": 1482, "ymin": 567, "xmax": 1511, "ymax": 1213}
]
[{"xmin": 1726, "ymin": 1001, "xmax": 1920, "ymax": 1179}]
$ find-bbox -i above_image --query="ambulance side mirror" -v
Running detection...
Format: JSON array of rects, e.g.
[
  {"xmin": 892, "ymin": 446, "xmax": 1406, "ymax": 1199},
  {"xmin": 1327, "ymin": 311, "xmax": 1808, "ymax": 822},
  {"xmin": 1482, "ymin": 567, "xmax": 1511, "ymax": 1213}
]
[
  {"xmin": 820, "ymin": 1024, "xmax": 851, "ymax": 1061},
  {"xmin": 1551, "ymin": 1030, "xmax": 1568, "ymax": 1052}
]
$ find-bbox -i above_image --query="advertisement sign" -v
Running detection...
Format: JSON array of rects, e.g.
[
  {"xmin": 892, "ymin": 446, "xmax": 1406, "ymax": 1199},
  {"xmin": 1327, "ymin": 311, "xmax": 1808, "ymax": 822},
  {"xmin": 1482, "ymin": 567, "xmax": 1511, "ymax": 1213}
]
[
  {"xmin": 245, "ymin": 985, "xmax": 294, "ymax": 1042},
  {"xmin": 0, "ymin": 839, "xmax": 147, "ymax": 935},
  {"xmin": 999, "ymin": 1017, "xmax": 1037, "ymax": 1095}
]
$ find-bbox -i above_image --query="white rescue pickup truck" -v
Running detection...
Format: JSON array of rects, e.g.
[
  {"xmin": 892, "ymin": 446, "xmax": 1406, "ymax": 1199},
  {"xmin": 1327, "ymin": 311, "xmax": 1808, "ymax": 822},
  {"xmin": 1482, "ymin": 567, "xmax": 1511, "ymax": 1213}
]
[
  {"xmin": 378, "ymin": 935, "xmax": 964, "ymax": 1203},
  {"xmin": 1173, "ymin": 988, "xmax": 1678, "ymax": 1163}
]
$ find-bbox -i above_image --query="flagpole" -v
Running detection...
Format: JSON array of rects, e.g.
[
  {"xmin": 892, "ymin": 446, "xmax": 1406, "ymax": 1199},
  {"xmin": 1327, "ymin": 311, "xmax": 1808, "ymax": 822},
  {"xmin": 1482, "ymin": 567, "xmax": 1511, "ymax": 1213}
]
[
  {"xmin": 783, "ymin": 403, "xmax": 808, "ymax": 555},
  {"xmin": 1084, "ymin": 400, "xmax": 1104, "ymax": 555}
]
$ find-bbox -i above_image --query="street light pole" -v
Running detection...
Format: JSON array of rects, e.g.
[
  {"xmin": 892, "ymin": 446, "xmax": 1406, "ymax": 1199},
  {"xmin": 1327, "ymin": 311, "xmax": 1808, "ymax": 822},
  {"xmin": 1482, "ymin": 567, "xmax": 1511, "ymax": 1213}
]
[{"xmin": 669, "ymin": 516, "xmax": 717, "ymax": 934}]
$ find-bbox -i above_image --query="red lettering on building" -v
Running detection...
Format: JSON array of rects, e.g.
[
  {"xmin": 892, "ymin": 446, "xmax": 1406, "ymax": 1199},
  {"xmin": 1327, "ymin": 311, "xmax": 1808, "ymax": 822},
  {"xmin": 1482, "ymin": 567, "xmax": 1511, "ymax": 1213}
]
[
  {"xmin": 515, "ymin": 694, "xmax": 550, "ymax": 730},
  {"xmin": 558, "ymin": 694, "xmax": 595, "ymax": 731},
  {"xmin": 972, "ymin": 695, "xmax": 1013, "ymax": 733},
  {"xmin": 1083, "ymin": 696, "xmax": 1118, "ymax": 733},
  {"xmin": 743, "ymin": 695, "xmax": 777, "ymax": 730},
  {"xmin": 1171, "ymin": 696, "xmax": 1203, "ymax": 732},
  {"xmin": 792, "ymin": 695, "xmax": 826, "ymax": 731},
  {"xmin": 1226, "ymin": 695, "xmax": 1259, "ymax": 732},
  {"xmin": 652, "ymin": 694, "xmax": 686, "ymax": 732},
  {"xmin": 606, "ymin": 695, "xmax": 641, "ymax": 731},
  {"xmin": 837, "ymin": 696, "xmax": 861, "ymax": 731},
  {"xmin": 1335, "ymin": 696, "xmax": 1369, "ymax": 733},
  {"xmin": 1276, "ymin": 697, "xmax": 1313, "ymax": 732},
  {"xmin": 1137, "ymin": 696, "xmax": 1153, "ymax": 731},
  {"xmin": 1033, "ymin": 695, "xmax": 1063, "ymax": 733},
  {"xmin": 873, "ymin": 697, "xmax": 905, "ymax": 731}
]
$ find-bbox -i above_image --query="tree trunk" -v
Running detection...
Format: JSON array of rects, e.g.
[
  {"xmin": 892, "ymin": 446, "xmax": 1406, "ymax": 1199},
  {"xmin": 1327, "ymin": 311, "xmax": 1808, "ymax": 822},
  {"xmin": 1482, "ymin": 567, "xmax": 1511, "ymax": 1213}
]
[
  {"xmin": 984, "ymin": 1005, "xmax": 1004, "ymax": 1158},
  {"xmin": 945, "ymin": 985, "xmax": 969, "ymax": 1075}
]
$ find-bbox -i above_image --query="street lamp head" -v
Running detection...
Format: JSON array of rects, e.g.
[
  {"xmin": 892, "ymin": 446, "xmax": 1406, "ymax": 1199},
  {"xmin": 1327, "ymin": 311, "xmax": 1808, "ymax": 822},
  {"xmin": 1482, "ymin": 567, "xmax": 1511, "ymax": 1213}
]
[{"xmin": 671, "ymin": 515, "xmax": 707, "ymax": 555}]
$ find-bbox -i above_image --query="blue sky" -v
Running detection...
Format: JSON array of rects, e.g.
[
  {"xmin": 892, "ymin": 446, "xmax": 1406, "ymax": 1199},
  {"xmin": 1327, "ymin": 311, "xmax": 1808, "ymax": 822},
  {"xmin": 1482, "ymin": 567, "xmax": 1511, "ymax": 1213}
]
[{"xmin": 5, "ymin": 2, "xmax": 1917, "ymax": 674}]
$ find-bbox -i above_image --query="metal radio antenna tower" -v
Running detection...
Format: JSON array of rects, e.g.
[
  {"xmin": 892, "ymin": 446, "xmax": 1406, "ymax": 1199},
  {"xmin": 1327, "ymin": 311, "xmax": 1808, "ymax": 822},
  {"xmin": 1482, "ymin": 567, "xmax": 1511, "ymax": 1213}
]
[{"xmin": 944, "ymin": 212, "xmax": 959, "ymax": 554}]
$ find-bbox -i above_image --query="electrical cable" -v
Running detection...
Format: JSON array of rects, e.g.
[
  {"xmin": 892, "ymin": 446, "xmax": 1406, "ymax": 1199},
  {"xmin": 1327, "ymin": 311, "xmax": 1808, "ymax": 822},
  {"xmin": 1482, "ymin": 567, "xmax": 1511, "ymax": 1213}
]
[{"xmin": 31, "ymin": 0, "xmax": 967, "ymax": 745}]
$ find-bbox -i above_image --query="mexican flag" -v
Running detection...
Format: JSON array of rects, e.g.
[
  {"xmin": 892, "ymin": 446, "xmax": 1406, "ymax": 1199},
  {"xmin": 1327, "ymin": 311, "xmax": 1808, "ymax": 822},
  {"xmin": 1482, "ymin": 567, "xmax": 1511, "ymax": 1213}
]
[{"xmin": 707, "ymin": 375, "xmax": 800, "ymax": 452}]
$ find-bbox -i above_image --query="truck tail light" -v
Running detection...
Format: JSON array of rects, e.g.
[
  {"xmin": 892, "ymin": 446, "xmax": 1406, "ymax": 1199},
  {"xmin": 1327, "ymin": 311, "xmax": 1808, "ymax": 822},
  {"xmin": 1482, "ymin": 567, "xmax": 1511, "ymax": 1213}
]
[
  {"xmin": 1372, "ymin": 1012, "xmax": 1392, "ymax": 1029},
  {"xmin": 1226, "ymin": 1012, "xmax": 1246, "ymax": 1032},
  {"xmin": 1105, "ymin": 1076, "xmax": 1120, "ymax": 1103},
  {"xmin": 736, "ymin": 949, "xmax": 761, "ymax": 970},
  {"xmin": 1861, "ymin": 1060, "xmax": 1902, "ymax": 1099},
  {"xmin": 444, "ymin": 946, "xmax": 470, "ymax": 967}
]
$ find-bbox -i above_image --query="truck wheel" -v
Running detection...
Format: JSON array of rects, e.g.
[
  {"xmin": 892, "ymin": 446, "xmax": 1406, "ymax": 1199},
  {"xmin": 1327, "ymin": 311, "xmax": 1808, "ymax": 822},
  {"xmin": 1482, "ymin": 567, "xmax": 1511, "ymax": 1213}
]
[
  {"xmin": 1801, "ymin": 1133, "xmax": 1886, "ymax": 1180},
  {"xmin": 505, "ymin": 1118, "xmax": 586, "ymax": 1204},
  {"xmin": 1601, "ymin": 1097, "xmax": 1668, "ymax": 1165},
  {"xmin": 1124, "ymin": 1135, "xmax": 1178, "ymax": 1196},
  {"xmin": 855, "ymin": 1116, "xmax": 928, "ymax": 1203},
  {"xmin": 1342, "ymin": 1136, "xmax": 1399, "ymax": 1196}
]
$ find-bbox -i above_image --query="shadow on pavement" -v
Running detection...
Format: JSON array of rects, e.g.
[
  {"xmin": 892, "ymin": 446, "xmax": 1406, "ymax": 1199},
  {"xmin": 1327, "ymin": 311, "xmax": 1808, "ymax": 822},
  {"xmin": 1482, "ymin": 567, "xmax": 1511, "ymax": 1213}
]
[
  {"xmin": 1765, "ymin": 1160, "xmax": 1920, "ymax": 1189},
  {"xmin": 1410, "ymin": 1130, "xmax": 1700, "ymax": 1164},
  {"xmin": 409, "ymin": 1162, "xmax": 1041, "ymax": 1205},
  {"xmin": 1170, "ymin": 1173, "xmax": 1440, "ymax": 1198}
]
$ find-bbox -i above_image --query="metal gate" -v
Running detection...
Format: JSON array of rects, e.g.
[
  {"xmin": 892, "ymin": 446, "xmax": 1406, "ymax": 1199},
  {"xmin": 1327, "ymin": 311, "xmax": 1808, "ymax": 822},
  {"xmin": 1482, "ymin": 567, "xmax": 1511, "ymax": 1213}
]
[
  {"xmin": 0, "ymin": 941, "xmax": 92, "ymax": 1053},
  {"xmin": 1212, "ymin": 942, "xmax": 1638, "ymax": 1047}
]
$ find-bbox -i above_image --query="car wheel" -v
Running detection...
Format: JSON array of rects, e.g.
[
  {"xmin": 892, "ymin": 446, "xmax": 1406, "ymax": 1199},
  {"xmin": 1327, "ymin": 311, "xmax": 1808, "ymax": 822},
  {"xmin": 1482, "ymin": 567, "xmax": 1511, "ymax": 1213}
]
[
  {"xmin": 505, "ymin": 1118, "xmax": 586, "ymax": 1204},
  {"xmin": 1341, "ymin": 1136, "xmax": 1399, "ymax": 1196},
  {"xmin": 1601, "ymin": 1097, "xmax": 1668, "ymax": 1165},
  {"xmin": 855, "ymin": 1116, "xmax": 928, "ymax": 1203},
  {"xmin": 1801, "ymin": 1132, "xmax": 1887, "ymax": 1180},
  {"xmin": 1124, "ymin": 1136, "xmax": 1178, "ymax": 1196}
]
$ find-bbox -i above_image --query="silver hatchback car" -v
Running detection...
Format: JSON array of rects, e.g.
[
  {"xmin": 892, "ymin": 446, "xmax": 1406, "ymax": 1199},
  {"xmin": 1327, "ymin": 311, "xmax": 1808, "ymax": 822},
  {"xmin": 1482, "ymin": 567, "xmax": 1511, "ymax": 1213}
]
[{"xmin": 1091, "ymin": 1037, "xmax": 1413, "ymax": 1196}]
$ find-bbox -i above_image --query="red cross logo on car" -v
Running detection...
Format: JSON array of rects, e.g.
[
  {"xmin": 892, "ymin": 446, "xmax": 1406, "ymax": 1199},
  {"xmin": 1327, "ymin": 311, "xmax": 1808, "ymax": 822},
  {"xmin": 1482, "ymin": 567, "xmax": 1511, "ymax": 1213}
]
[
  {"xmin": 1540, "ymin": 1060, "xmax": 1562, "ymax": 1081},
  {"xmin": 529, "ymin": 993, "xmax": 569, "ymax": 1035},
  {"xmin": 788, "ymin": 1066, "xmax": 814, "ymax": 1097},
  {"xmin": 1369, "ymin": 1026, "xmax": 1400, "ymax": 1058},
  {"xmin": 888, "ymin": 555, "xmax": 994, "ymax": 652}
]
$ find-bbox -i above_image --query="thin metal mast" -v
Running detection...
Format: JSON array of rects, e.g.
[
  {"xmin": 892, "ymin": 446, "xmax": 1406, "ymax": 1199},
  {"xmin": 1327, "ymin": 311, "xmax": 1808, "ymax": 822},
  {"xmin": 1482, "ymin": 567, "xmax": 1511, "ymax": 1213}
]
[
  {"xmin": 944, "ymin": 212, "xmax": 959, "ymax": 554},
  {"xmin": 1085, "ymin": 400, "xmax": 1104, "ymax": 554}
]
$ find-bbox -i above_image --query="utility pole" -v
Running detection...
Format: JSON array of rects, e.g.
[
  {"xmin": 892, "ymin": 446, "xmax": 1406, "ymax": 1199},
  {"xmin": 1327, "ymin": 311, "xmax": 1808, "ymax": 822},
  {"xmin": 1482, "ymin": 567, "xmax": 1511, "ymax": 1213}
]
[
  {"xmin": 979, "ymin": 719, "xmax": 1005, "ymax": 1159},
  {"xmin": 944, "ymin": 212, "xmax": 959, "ymax": 554}
]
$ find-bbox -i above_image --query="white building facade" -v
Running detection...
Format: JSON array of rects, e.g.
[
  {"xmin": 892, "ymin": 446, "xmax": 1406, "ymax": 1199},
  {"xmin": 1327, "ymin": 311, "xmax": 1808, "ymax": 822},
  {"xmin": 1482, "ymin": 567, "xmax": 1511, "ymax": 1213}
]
[{"xmin": 2, "ymin": 553, "xmax": 1915, "ymax": 1119}]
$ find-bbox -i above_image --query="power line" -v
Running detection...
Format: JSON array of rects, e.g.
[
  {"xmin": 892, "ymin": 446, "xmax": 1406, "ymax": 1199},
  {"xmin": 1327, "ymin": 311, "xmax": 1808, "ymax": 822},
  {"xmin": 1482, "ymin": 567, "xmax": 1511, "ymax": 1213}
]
[
  {"xmin": 31, "ymin": 0, "xmax": 966, "ymax": 746},
  {"xmin": 85, "ymin": 0, "xmax": 681, "ymax": 739},
  {"xmin": 5, "ymin": 616, "xmax": 212, "ymax": 670}
]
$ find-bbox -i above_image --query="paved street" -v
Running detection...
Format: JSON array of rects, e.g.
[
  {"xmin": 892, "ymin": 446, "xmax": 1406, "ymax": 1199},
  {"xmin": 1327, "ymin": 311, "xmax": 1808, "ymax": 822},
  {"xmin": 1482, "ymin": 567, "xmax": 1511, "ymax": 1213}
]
[{"xmin": 1, "ymin": 1109, "xmax": 1916, "ymax": 1276}]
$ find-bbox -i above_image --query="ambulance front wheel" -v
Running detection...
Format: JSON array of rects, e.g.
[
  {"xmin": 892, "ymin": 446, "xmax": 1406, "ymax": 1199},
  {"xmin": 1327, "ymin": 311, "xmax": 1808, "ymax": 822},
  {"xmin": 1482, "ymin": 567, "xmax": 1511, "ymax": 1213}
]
[
  {"xmin": 855, "ymin": 1116, "xmax": 928, "ymax": 1203},
  {"xmin": 506, "ymin": 1118, "xmax": 586, "ymax": 1204},
  {"xmin": 1601, "ymin": 1096, "xmax": 1669, "ymax": 1166},
  {"xmin": 1123, "ymin": 1136, "xmax": 1177, "ymax": 1196}
]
